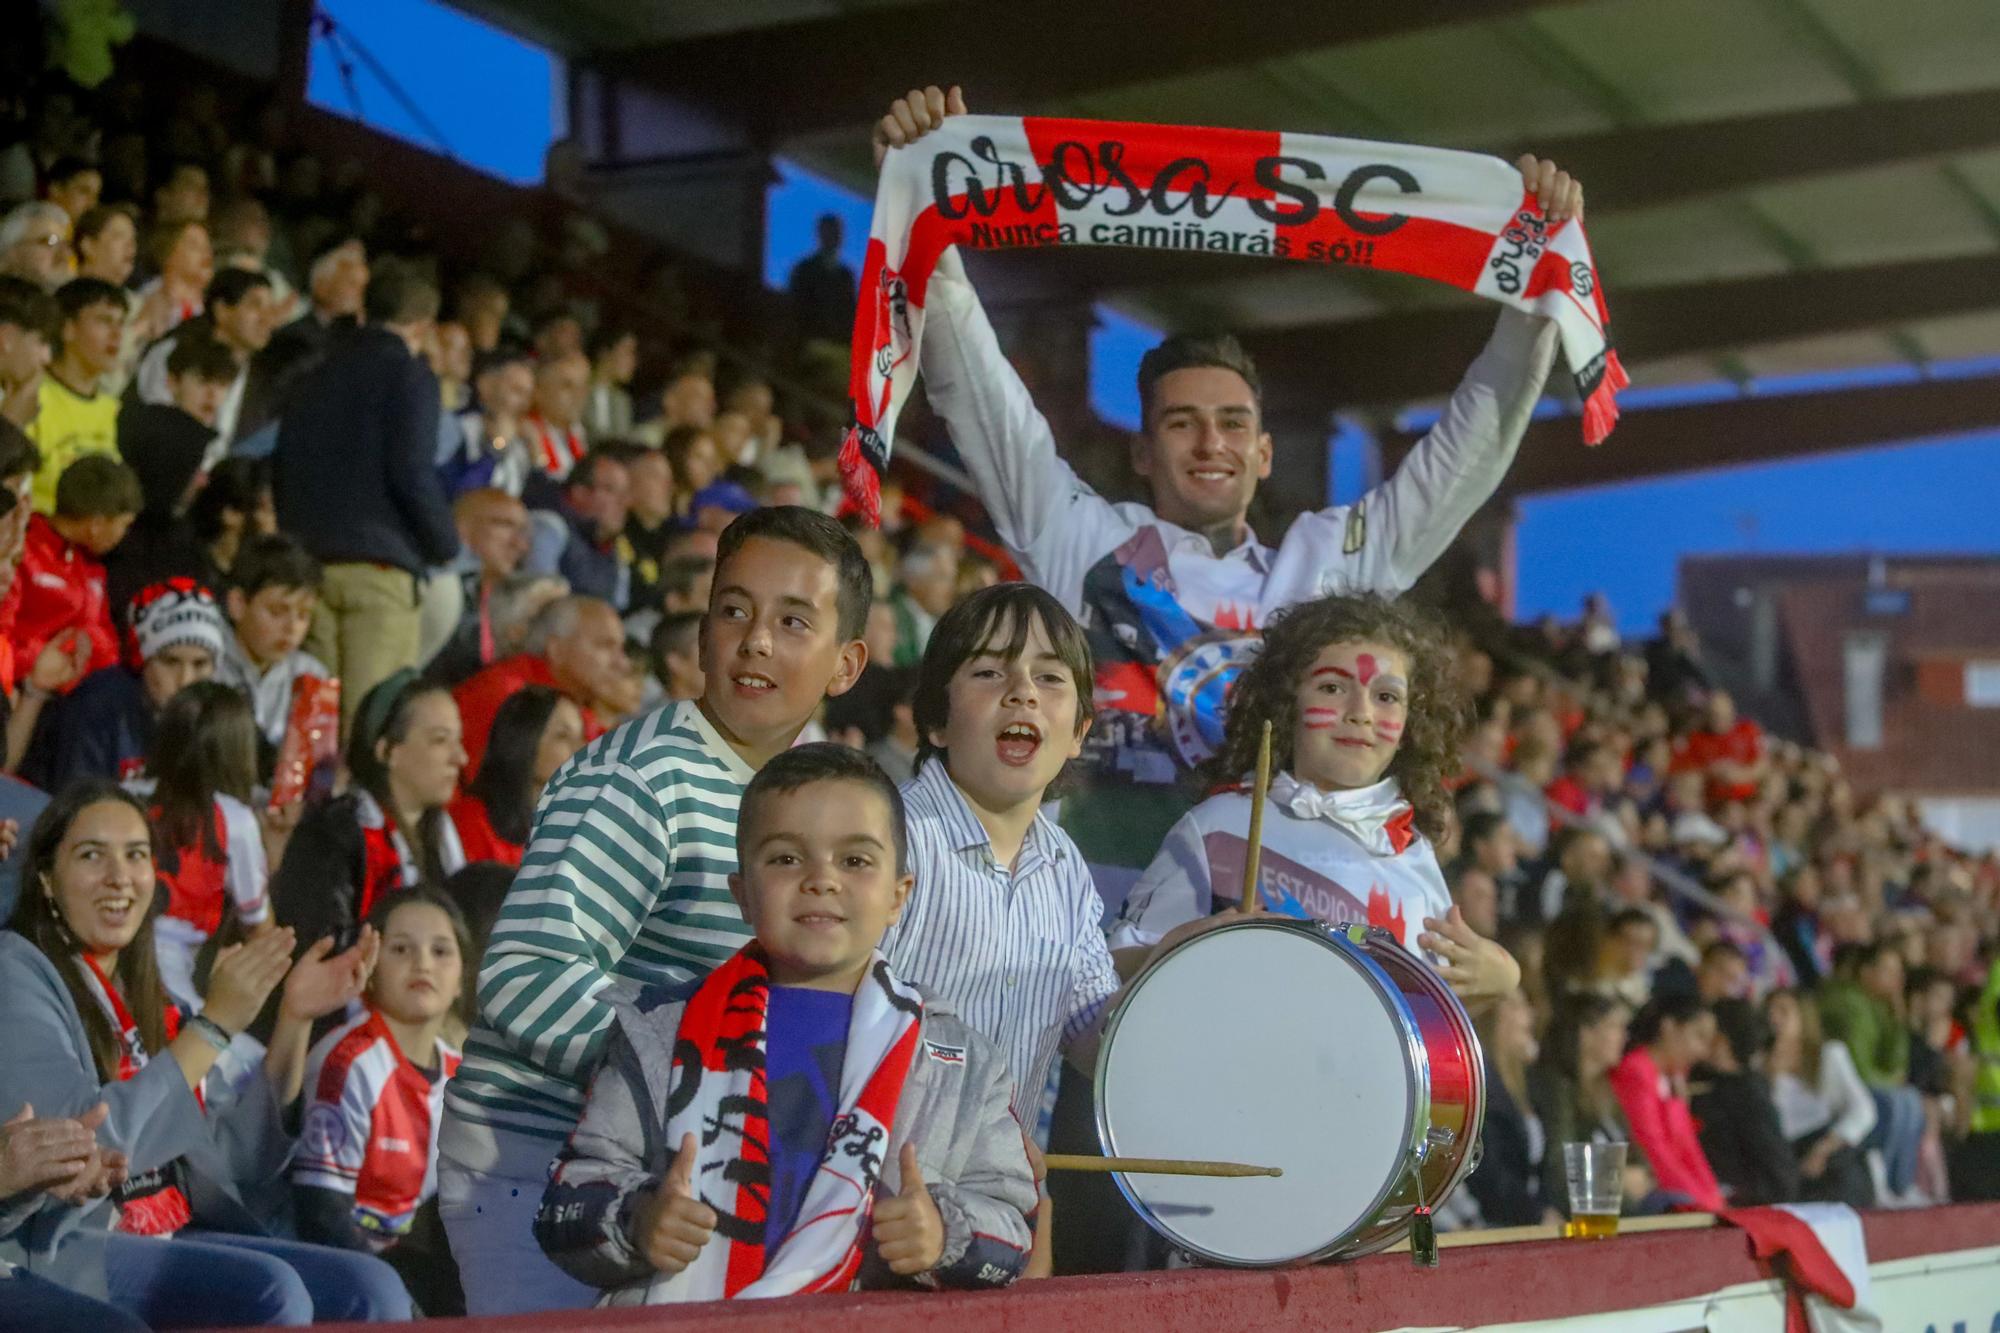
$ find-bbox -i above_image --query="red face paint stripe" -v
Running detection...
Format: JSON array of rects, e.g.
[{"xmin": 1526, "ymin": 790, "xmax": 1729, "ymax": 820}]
[
  {"xmin": 1355, "ymin": 653, "xmax": 1379, "ymax": 686},
  {"xmin": 1302, "ymin": 707, "xmax": 1340, "ymax": 729},
  {"xmin": 1311, "ymin": 665, "xmax": 1355, "ymax": 680}
]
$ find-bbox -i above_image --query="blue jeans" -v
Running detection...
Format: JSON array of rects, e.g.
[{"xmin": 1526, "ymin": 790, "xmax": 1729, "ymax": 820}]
[
  {"xmin": 1, "ymin": 1268, "xmax": 150, "ymax": 1333},
  {"xmin": 1866, "ymin": 1084, "xmax": 1925, "ymax": 1195},
  {"xmin": 103, "ymin": 1229, "xmax": 412, "ymax": 1328}
]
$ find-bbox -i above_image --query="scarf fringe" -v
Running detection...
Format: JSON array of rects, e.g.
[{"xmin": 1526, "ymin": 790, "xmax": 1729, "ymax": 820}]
[{"xmin": 1581, "ymin": 349, "xmax": 1631, "ymax": 447}]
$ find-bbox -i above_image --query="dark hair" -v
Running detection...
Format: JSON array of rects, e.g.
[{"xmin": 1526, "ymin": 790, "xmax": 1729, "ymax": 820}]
[
  {"xmin": 662, "ymin": 424, "xmax": 716, "ymax": 478},
  {"xmin": 471, "ymin": 344, "xmax": 531, "ymax": 379},
  {"xmin": 55, "ymin": 275, "xmax": 126, "ymax": 324},
  {"xmin": 443, "ymin": 862, "xmax": 514, "ymax": 966},
  {"xmin": 205, "ymin": 266, "xmax": 271, "ymax": 310},
  {"xmin": 365, "ymin": 884, "xmax": 477, "ymax": 1027},
  {"xmin": 10, "ymin": 781, "xmax": 167, "ymax": 1082},
  {"xmin": 588, "ymin": 324, "xmax": 635, "ymax": 359},
  {"xmin": 46, "ymin": 156, "xmax": 98, "ymax": 187},
  {"xmin": 657, "ymin": 554, "xmax": 714, "ymax": 605},
  {"xmin": 739, "ymin": 742, "xmax": 908, "ymax": 874},
  {"xmin": 1709, "ymin": 998, "xmax": 1768, "ymax": 1066},
  {"xmin": 1905, "ymin": 964, "xmax": 1952, "ymax": 1001},
  {"xmin": 0, "ymin": 415, "xmax": 40, "ymax": 484},
  {"xmin": 912, "ymin": 582, "xmax": 1094, "ymax": 776},
  {"xmin": 648, "ymin": 610, "xmax": 703, "ymax": 685},
  {"xmin": 1461, "ymin": 809, "xmax": 1507, "ymax": 852},
  {"xmin": 1204, "ymin": 593, "xmax": 1466, "ymax": 845},
  {"xmin": 150, "ymin": 682, "xmax": 258, "ymax": 859},
  {"xmin": 73, "ymin": 203, "xmax": 137, "ymax": 249},
  {"xmin": 165, "ymin": 329, "xmax": 237, "ymax": 383},
  {"xmin": 714, "ymin": 505, "xmax": 872, "ymax": 642},
  {"xmin": 465, "ymin": 684, "xmax": 565, "ymax": 846},
  {"xmin": 364, "ymin": 262, "xmax": 440, "ymax": 326},
  {"xmin": 1699, "ymin": 938, "xmax": 1747, "ymax": 969},
  {"xmin": 186, "ymin": 457, "xmax": 269, "ymax": 543},
  {"xmin": 144, "ymin": 217, "xmax": 204, "ymax": 270},
  {"xmin": 451, "ymin": 270, "xmax": 507, "ymax": 313},
  {"xmin": 1136, "ymin": 332, "xmax": 1261, "ymax": 427},
  {"xmin": 0, "ymin": 274, "xmax": 60, "ymax": 342},
  {"xmin": 566, "ymin": 446, "xmax": 626, "ymax": 492},
  {"xmin": 1608, "ymin": 906, "xmax": 1656, "ymax": 935},
  {"xmin": 348, "ymin": 674, "xmax": 456, "ymax": 887},
  {"xmin": 54, "ymin": 453, "xmax": 142, "ymax": 519},
  {"xmin": 1628, "ymin": 992, "xmax": 1708, "ymax": 1049},
  {"xmin": 231, "ymin": 532, "xmax": 322, "ymax": 596}
]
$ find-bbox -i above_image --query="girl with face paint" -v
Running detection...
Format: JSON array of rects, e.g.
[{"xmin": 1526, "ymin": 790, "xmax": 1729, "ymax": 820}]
[{"xmin": 1110, "ymin": 594, "xmax": 1518, "ymax": 1008}]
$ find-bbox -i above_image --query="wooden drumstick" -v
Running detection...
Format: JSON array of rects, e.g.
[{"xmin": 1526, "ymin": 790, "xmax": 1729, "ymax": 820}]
[
  {"xmin": 1043, "ymin": 1154, "xmax": 1282, "ymax": 1179},
  {"xmin": 1239, "ymin": 719, "xmax": 1274, "ymax": 915}
]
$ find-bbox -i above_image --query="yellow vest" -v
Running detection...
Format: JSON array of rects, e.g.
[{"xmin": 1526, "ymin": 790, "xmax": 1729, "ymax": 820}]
[{"xmin": 26, "ymin": 374, "xmax": 119, "ymax": 514}]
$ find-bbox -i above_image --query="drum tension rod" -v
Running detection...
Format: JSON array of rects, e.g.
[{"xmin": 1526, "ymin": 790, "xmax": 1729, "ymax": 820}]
[{"xmin": 1407, "ymin": 1144, "xmax": 1438, "ymax": 1269}]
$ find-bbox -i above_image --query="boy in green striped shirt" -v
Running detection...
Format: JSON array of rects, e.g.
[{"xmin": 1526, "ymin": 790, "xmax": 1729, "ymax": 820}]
[{"xmin": 437, "ymin": 506, "xmax": 873, "ymax": 1315}]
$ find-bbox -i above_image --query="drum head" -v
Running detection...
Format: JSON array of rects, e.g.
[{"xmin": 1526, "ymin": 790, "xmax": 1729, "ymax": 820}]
[{"xmin": 1096, "ymin": 921, "xmax": 1420, "ymax": 1266}]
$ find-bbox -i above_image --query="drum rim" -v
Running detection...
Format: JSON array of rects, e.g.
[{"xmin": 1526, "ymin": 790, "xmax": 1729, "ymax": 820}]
[{"xmin": 1092, "ymin": 916, "xmax": 1435, "ymax": 1267}]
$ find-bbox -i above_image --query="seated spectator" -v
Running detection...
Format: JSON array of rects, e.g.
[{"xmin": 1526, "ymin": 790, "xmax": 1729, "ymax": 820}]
[
  {"xmin": 1645, "ymin": 609, "xmax": 1710, "ymax": 707},
  {"xmin": 1906, "ymin": 965, "xmax": 1961, "ymax": 1102},
  {"xmin": 1598, "ymin": 906, "xmax": 1658, "ymax": 1009},
  {"xmin": 524, "ymin": 349, "xmax": 589, "ymax": 481},
  {"xmin": 148, "ymin": 682, "xmax": 288, "ymax": 1008},
  {"xmin": 528, "ymin": 445, "xmax": 632, "ymax": 609},
  {"xmin": 1764, "ymin": 988, "xmax": 1877, "ymax": 1207},
  {"xmin": 1695, "ymin": 939, "xmax": 1752, "ymax": 1005},
  {"xmin": 1451, "ymin": 866, "xmax": 1502, "ymax": 940},
  {"xmin": 1454, "ymin": 809, "xmax": 1528, "ymax": 925},
  {"xmin": 0, "ymin": 275, "xmax": 58, "ymax": 429},
  {"xmin": 448, "ymin": 684, "xmax": 586, "ymax": 868},
  {"xmin": 1691, "ymin": 999, "xmax": 1798, "ymax": 1205},
  {"xmin": 133, "ymin": 217, "xmax": 212, "ymax": 341},
  {"xmin": 27, "ymin": 278, "xmax": 128, "ymax": 512},
  {"xmin": 1467, "ymin": 988, "xmax": 1546, "ymax": 1226},
  {"xmin": 622, "ymin": 445, "xmax": 675, "ymax": 607},
  {"xmin": 1545, "ymin": 736, "xmax": 1621, "ymax": 822},
  {"xmin": 0, "ymin": 780, "xmax": 410, "ymax": 1327},
  {"xmin": 647, "ymin": 609, "xmax": 704, "ymax": 704},
  {"xmin": 131, "ymin": 268, "xmax": 277, "ymax": 452},
  {"xmin": 0, "ymin": 1101, "xmax": 148, "ymax": 1331},
  {"xmin": 1504, "ymin": 736, "xmax": 1557, "ymax": 860},
  {"xmin": 295, "ymin": 888, "xmax": 472, "ymax": 1316},
  {"xmin": 1672, "ymin": 689, "xmax": 1766, "ymax": 807},
  {"xmin": 43, "ymin": 158, "xmax": 99, "ymax": 227},
  {"xmin": 214, "ymin": 532, "xmax": 329, "ymax": 764},
  {"xmin": 636, "ymin": 358, "xmax": 718, "ymax": 449},
  {"xmin": 270, "ymin": 672, "xmax": 469, "ymax": 956},
  {"xmin": 441, "ymin": 861, "xmax": 515, "ymax": 968},
  {"xmin": 1609, "ymin": 993, "xmax": 1725, "ymax": 1212},
  {"xmin": 1771, "ymin": 863, "xmax": 1832, "ymax": 988},
  {"xmin": 1818, "ymin": 939, "xmax": 1927, "ymax": 1201},
  {"xmin": 112, "ymin": 341, "xmax": 229, "ymax": 606},
  {"xmin": 889, "ymin": 541, "xmax": 957, "ymax": 668},
  {"xmin": 185, "ymin": 455, "xmax": 273, "ymax": 581},
  {"xmin": 73, "ymin": 204, "xmax": 138, "ymax": 290},
  {"xmin": 1531, "ymin": 992, "xmax": 1649, "ymax": 1214},
  {"xmin": 659, "ymin": 423, "xmax": 721, "ymax": 518},
  {"xmin": 21, "ymin": 578, "xmax": 226, "ymax": 790},
  {"xmin": 429, "ymin": 569, "xmax": 567, "ymax": 689},
  {"xmin": 452, "ymin": 594, "xmax": 619, "ymax": 776},
  {"xmin": 434, "ymin": 487, "xmax": 531, "ymax": 677},
  {"xmin": 445, "ymin": 345, "xmax": 534, "ymax": 498},
  {"xmin": 0, "ymin": 202, "xmax": 71, "ymax": 293},
  {"xmin": 1533, "ymin": 824, "xmax": 1614, "ymax": 926},
  {"xmin": 10, "ymin": 453, "xmax": 138, "ymax": 686},
  {"xmin": 584, "ymin": 325, "xmax": 637, "ymax": 439}
]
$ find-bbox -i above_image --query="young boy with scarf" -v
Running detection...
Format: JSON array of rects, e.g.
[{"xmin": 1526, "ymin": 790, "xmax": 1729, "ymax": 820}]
[
  {"xmin": 438, "ymin": 506, "xmax": 874, "ymax": 1315},
  {"xmin": 537, "ymin": 744, "xmax": 1034, "ymax": 1301}
]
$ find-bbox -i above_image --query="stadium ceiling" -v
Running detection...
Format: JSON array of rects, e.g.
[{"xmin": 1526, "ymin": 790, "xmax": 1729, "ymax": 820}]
[{"xmin": 458, "ymin": 0, "xmax": 2000, "ymax": 477}]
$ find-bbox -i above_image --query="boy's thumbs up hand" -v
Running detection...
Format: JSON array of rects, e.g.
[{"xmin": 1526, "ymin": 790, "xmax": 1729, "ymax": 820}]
[
  {"xmin": 872, "ymin": 1142, "xmax": 944, "ymax": 1275},
  {"xmin": 633, "ymin": 1132, "xmax": 719, "ymax": 1276}
]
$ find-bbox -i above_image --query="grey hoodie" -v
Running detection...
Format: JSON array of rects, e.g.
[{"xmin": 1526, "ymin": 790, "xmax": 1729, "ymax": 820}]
[{"xmin": 535, "ymin": 974, "xmax": 1036, "ymax": 1303}]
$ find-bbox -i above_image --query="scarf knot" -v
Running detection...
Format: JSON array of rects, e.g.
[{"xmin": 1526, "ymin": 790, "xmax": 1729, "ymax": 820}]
[{"xmin": 1266, "ymin": 772, "xmax": 1418, "ymax": 857}]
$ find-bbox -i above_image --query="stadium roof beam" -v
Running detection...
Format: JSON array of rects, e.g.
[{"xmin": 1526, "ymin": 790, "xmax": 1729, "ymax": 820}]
[
  {"xmin": 1233, "ymin": 253, "xmax": 2000, "ymax": 408},
  {"xmin": 1381, "ymin": 370, "xmax": 2000, "ymax": 496},
  {"xmin": 589, "ymin": 0, "xmax": 1586, "ymax": 143}
]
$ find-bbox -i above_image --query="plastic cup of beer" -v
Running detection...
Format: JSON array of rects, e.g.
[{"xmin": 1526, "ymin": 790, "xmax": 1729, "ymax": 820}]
[{"xmin": 1561, "ymin": 1141, "xmax": 1626, "ymax": 1239}]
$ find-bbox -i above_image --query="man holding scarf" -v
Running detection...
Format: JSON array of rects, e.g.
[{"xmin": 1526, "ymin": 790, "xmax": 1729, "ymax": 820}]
[{"xmin": 872, "ymin": 86, "xmax": 1584, "ymax": 907}]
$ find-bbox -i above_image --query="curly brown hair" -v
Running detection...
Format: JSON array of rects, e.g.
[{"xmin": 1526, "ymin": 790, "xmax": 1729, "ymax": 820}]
[{"xmin": 1201, "ymin": 593, "xmax": 1468, "ymax": 846}]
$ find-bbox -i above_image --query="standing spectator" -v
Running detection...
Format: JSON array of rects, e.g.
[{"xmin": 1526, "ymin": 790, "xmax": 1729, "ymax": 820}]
[
  {"xmin": 1691, "ymin": 999, "xmax": 1799, "ymax": 1206},
  {"xmin": 523, "ymin": 349, "xmax": 589, "ymax": 481},
  {"xmin": 274, "ymin": 265, "xmax": 458, "ymax": 738},
  {"xmin": 1818, "ymin": 941, "xmax": 1927, "ymax": 1201},
  {"xmin": 787, "ymin": 212, "xmax": 856, "ymax": 346},
  {"xmin": 1765, "ymin": 988, "xmax": 1878, "ymax": 1207},
  {"xmin": 1609, "ymin": 994, "xmax": 1724, "ymax": 1212},
  {"xmin": 450, "ymin": 594, "xmax": 619, "ymax": 776},
  {"xmin": 583, "ymin": 325, "xmax": 636, "ymax": 439},
  {"xmin": 27, "ymin": 278, "xmax": 127, "ymax": 512},
  {"xmin": 244, "ymin": 235, "xmax": 368, "ymax": 433},
  {"xmin": 448, "ymin": 684, "xmax": 587, "ymax": 867},
  {"xmin": 0, "ymin": 202, "xmax": 71, "ymax": 292},
  {"xmin": 214, "ymin": 532, "xmax": 330, "ymax": 760},
  {"xmin": 10, "ymin": 453, "xmax": 139, "ymax": 684},
  {"xmin": 0, "ymin": 276, "xmax": 58, "ymax": 428},
  {"xmin": 1645, "ymin": 609, "xmax": 1710, "ymax": 706}
]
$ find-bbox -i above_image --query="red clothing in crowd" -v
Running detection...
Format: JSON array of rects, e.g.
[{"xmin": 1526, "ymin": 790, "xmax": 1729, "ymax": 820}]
[
  {"xmin": 7, "ymin": 515, "xmax": 119, "ymax": 690},
  {"xmin": 1544, "ymin": 774, "xmax": 1593, "ymax": 819},
  {"xmin": 1673, "ymin": 718, "xmax": 1765, "ymax": 804},
  {"xmin": 450, "ymin": 653, "xmax": 602, "ymax": 781},
  {"xmin": 1608, "ymin": 1045, "xmax": 1725, "ymax": 1212},
  {"xmin": 447, "ymin": 792, "xmax": 523, "ymax": 868}
]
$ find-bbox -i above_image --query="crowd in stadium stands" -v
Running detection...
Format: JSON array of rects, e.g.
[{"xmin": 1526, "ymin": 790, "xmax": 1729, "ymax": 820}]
[{"xmin": 0, "ymin": 23, "xmax": 1997, "ymax": 1330}]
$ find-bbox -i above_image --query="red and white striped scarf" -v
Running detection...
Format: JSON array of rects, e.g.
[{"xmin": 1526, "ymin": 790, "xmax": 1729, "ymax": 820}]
[
  {"xmin": 841, "ymin": 115, "xmax": 1627, "ymax": 524},
  {"xmin": 633, "ymin": 946, "xmax": 923, "ymax": 1302},
  {"xmin": 526, "ymin": 414, "xmax": 587, "ymax": 480}
]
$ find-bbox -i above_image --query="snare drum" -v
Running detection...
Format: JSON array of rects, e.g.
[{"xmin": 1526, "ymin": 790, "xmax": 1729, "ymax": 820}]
[{"xmin": 1093, "ymin": 916, "xmax": 1484, "ymax": 1267}]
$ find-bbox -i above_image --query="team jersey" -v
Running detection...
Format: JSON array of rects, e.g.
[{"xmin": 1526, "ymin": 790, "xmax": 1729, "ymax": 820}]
[
  {"xmin": 25, "ymin": 373, "xmax": 119, "ymax": 514},
  {"xmin": 295, "ymin": 1010, "xmax": 461, "ymax": 1245},
  {"xmin": 1109, "ymin": 774, "xmax": 1449, "ymax": 961},
  {"xmin": 151, "ymin": 794, "xmax": 272, "ymax": 1008},
  {"xmin": 917, "ymin": 249, "xmax": 1557, "ymax": 883}
]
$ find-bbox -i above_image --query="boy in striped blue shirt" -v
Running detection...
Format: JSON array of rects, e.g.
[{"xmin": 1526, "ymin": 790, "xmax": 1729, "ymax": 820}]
[
  {"xmin": 437, "ymin": 506, "xmax": 873, "ymax": 1315},
  {"xmin": 880, "ymin": 582, "xmax": 1123, "ymax": 1275}
]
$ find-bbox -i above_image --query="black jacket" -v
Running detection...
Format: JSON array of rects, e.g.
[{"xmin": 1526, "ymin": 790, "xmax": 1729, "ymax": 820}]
[
  {"xmin": 1468, "ymin": 1061, "xmax": 1545, "ymax": 1226},
  {"xmin": 1691, "ymin": 1067, "xmax": 1800, "ymax": 1206},
  {"xmin": 272, "ymin": 325, "xmax": 458, "ymax": 575}
]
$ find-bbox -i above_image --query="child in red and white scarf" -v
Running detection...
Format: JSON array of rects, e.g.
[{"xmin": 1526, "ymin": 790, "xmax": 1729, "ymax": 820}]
[{"xmin": 538, "ymin": 745, "xmax": 1035, "ymax": 1303}]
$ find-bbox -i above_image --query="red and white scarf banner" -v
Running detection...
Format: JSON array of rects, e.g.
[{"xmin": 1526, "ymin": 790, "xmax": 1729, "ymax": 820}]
[{"xmin": 840, "ymin": 115, "xmax": 1629, "ymax": 524}]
